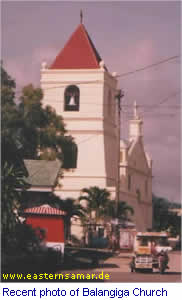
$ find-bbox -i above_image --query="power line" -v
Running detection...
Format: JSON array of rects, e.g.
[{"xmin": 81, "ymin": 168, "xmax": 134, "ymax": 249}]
[
  {"xmin": 41, "ymin": 100, "xmax": 180, "ymax": 109},
  {"xmin": 14, "ymin": 54, "xmax": 180, "ymax": 95},
  {"xmin": 116, "ymin": 55, "xmax": 180, "ymax": 78},
  {"xmin": 142, "ymin": 91, "xmax": 180, "ymax": 113},
  {"xmin": 41, "ymin": 89, "xmax": 180, "ymax": 115},
  {"xmin": 40, "ymin": 87, "xmax": 180, "ymax": 106},
  {"xmin": 14, "ymin": 80, "xmax": 102, "ymax": 95}
]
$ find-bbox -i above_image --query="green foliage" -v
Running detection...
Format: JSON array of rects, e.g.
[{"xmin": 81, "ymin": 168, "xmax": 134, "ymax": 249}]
[
  {"xmin": 1, "ymin": 63, "xmax": 77, "ymax": 167},
  {"xmin": 1, "ymin": 65, "xmax": 30, "ymax": 245},
  {"xmin": 106, "ymin": 200, "xmax": 134, "ymax": 221},
  {"xmin": 17, "ymin": 84, "xmax": 77, "ymax": 167},
  {"xmin": 1, "ymin": 63, "xmax": 15, "ymax": 89},
  {"xmin": 152, "ymin": 194, "xmax": 181, "ymax": 236},
  {"xmin": 46, "ymin": 194, "xmax": 86, "ymax": 241},
  {"xmin": 61, "ymin": 198, "xmax": 86, "ymax": 240},
  {"xmin": 79, "ymin": 186, "xmax": 111, "ymax": 222},
  {"xmin": 152, "ymin": 195, "xmax": 169, "ymax": 230},
  {"xmin": 1, "ymin": 65, "xmax": 24, "ymax": 168},
  {"xmin": 79, "ymin": 186, "xmax": 134, "ymax": 226},
  {"xmin": 2, "ymin": 223, "xmax": 45, "ymax": 255},
  {"xmin": 1, "ymin": 65, "xmax": 78, "ymax": 254},
  {"xmin": 1, "ymin": 162, "xmax": 30, "ymax": 250}
]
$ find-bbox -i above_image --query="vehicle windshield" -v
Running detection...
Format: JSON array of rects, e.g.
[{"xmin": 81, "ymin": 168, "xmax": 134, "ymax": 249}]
[
  {"xmin": 155, "ymin": 237, "xmax": 169, "ymax": 246},
  {"xmin": 137, "ymin": 236, "xmax": 169, "ymax": 247}
]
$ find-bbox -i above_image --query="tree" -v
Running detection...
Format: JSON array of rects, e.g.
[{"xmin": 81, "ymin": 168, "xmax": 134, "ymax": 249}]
[
  {"xmin": 1, "ymin": 62, "xmax": 77, "ymax": 167},
  {"xmin": 1, "ymin": 64, "xmax": 79, "ymax": 254},
  {"xmin": 46, "ymin": 194, "xmax": 86, "ymax": 241},
  {"xmin": 152, "ymin": 195, "xmax": 169, "ymax": 231},
  {"xmin": 1, "ymin": 163, "xmax": 29, "ymax": 241},
  {"xmin": 79, "ymin": 186, "xmax": 111, "ymax": 224},
  {"xmin": 18, "ymin": 84, "xmax": 76, "ymax": 167},
  {"xmin": 1, "ymin": 64, "xmax": 24, "ymax": 168},
  {"xmin": 106, "ymin": 200, "xmax": 134, "ymax": 222},
  {"xmin": 1, "ymin": 64, "xmax": 30, "ymax": 250},
  {"xmin": 61, "ymin": 198, "xmax": 86, "ymax": 241},
  {"xmin": 152, "ymin": 194, "xmax": 181, "ymax": 236}
]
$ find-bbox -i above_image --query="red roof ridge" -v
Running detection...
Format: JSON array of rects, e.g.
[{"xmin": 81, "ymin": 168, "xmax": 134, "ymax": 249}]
[
  {"xmin": 24, "ymin": 204, "xmax": 66, "ymax": 216},
  {"xmin": 79, "ymin": 24, "xmax": 100, "ymax": 68}
]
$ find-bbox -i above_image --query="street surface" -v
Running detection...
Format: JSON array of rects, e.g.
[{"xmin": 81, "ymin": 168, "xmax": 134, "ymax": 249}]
[
  {"xmin": 95, "ymin": 251, "xmax": 182, "ymax": 282},
  {"xmin": 60, "ymin": 251, "xmax": 182, "ymax": 282}
]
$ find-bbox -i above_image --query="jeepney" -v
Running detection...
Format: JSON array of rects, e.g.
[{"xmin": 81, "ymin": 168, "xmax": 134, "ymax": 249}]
[{"xmin": 130, "ymin": 232, "xmax": 172, "ymax": 273}]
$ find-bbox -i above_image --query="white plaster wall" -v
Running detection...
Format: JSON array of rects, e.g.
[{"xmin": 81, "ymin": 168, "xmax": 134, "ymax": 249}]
[
  {"xmin": 119, "ymin": 138, "xmax": 152, "ymax": 231},
  {"xmin": 42, "ymin": 67, "xmax": 118, "ymax": 199},
  {"xmin": 41, "ymin": 66, "xmax": 152, "ymax": 233}
]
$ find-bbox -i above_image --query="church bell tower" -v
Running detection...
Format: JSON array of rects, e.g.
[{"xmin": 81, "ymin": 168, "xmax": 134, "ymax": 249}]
[{"xmin": 40, "ymin": 20, "xmax": 118, "ymax": 198}]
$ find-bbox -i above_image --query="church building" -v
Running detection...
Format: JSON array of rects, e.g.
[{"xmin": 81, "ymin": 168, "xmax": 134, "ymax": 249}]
[
  {"xmin": 119, "ymin": 102, "xmax": 152, "ymax": 231},
  {"xmin": 40, "ymin": 20, "xmax": 152, "ymax": 232}
]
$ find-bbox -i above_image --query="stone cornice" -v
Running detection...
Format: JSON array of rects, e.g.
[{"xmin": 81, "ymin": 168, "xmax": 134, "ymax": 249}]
[
  {"xmin": 41, "ymin": 80, "xmax": 104, "ymax": 85},
  {"xmin": 61, "ymin": 174, "xmax": 116, "ymax": 181},
  {"xmin": 67, "ymin": 129, "xmax": 117, "ymax": 138},
  {"xmin": 41, "ymin": 69, "xmax": 104, "ymax": 74}
]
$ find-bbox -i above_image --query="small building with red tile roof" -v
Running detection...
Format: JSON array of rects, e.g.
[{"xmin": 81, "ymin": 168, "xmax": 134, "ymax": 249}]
[{"xmin": 24, "ymin": 204, "xmax": 66, "ymax": 255}]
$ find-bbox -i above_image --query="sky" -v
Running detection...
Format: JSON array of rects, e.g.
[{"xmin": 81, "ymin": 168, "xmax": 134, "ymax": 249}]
[{"xmin": 2, "ymin": 1, "xmax": 181, "ymax": 203}]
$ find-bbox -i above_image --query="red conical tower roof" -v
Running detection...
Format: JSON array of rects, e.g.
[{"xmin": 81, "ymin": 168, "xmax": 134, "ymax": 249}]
[{"xmin": 50, "ymin": 24, "xmax": 103, "ymax": 69}]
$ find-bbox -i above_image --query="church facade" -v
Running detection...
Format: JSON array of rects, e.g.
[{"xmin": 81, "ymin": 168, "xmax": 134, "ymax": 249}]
[
  {"xmin": 119, "ymin": 103, "xmax": 152, "ymax": 231},
  {"xmin": 40, "ymin": 22, "xmax": 152, "ymax": 232}
]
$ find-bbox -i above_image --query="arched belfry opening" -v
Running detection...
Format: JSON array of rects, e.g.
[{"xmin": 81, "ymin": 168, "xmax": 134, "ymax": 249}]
[{"xmin": 64, "ymin": 85, "xmax": 80, "ymax": 111}]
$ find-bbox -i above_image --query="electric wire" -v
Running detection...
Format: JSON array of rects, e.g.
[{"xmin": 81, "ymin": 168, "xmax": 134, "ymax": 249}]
[
  {"xmin": 116, "ymin": 55, "xmax": 180, "ymax": 78},
  {"xmin": 13, "ymin": 54, "xmax": 180, "ymax": 95}
]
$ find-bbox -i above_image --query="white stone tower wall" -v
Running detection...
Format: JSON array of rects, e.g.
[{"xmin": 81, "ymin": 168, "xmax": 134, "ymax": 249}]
[{"xmin": 41, "ymin": 67, "xmax": 118, "ymax": 200}]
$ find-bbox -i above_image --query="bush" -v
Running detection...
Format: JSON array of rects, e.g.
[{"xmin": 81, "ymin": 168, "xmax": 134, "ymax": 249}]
[{"xmin": 2, "ymin": 223, "xmax": 45, "ymax": 255}]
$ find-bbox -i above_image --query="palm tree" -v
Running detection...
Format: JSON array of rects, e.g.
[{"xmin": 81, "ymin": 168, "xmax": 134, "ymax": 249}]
[
  {"xmin": 63, "ymin": 198, "xmax": 86, "ymax": 241},
  {"xmin": 79, "ymin": 186, "xmax": 111, "ymax": 224},
  {"xmin": 106, "ymin": 200, "xmax": 134, "ymax": 222},
  {"xmin": 49, "ymin": 196, "xmax": 86, "ymax": 242}
]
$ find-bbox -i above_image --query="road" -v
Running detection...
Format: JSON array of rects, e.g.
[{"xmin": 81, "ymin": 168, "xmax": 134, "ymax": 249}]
[
  {"xmin": 60, "ymin": 251, "xmax": 181, "ymax": 282},
  {"xmin": 94, "ymin": 250, "xmax": 182, "ymax": 282}
]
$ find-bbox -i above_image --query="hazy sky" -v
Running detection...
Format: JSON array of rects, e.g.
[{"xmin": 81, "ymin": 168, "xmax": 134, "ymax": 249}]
[{"xmin": 2, "ymin": 1, "xmax": 181, "ymax": 203}]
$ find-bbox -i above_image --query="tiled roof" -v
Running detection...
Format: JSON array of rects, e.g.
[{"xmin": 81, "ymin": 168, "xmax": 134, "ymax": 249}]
[
  {"xmin": 24, "ymin": 204, "xmax": 66, "ymax": 216},
  {"xmin": 24, "ymin": 159, "xmax": 61, "ymax": 187},
  {"xmin": 50, "ymin": 24, "xmax": 103, "ymax": 69}
]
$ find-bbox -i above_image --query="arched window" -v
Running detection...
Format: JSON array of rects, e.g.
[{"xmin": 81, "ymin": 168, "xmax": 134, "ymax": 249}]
[
  {"xmin": 145, "ymin": 180, "xmax": 148, "ymax": 195},
  {"xmin": 136, "ymin": 189, "xmax": 141, "ymax": 202},
  {"xmin": 128, "ymin": 174, "xmax": 131, "ymax": 190},
  {"xmin": 108, "ymin": 90, "xmax": 112, "ymax": 116},
  {"xmin": 120, "ymin": 151, "xmax": 123, "ymax": 162},
  {"xmin": 64, "ymin": 85, "xmax": 80, "ymax": 111}
]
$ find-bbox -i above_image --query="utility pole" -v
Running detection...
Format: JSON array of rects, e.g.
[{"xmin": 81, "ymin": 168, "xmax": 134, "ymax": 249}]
[{"xmin": 115, "ymin": 89, "xmax": 124, "ymax": 247}]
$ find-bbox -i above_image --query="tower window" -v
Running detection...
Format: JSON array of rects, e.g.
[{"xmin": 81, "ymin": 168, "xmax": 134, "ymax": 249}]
[
  {"xmin": 108, "ymin": 90, "xmax": 112, "ymax": 116},
  {"xmin": 64, "ymin": 85, "xmax": 80, "ymax": 111},
  {"xmin": 136, "ymin": 189, "xmax": 141, "ymax": 202},
  {"xmin": 120, "ymin": 151, "xmax": 123, "ymax": 162},
  {"xmin": 145, "ymin": 180, "xmax": 148, "ymax": 195},
  {"xmin": 128, "ymin": 174, "xmax": 131, "ymax": 190}
]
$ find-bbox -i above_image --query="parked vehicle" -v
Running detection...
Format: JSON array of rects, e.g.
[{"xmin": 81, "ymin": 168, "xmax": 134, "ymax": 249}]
[{"xmin": 130, "ymin": 232, "xmax": 172, "ymax": 273}]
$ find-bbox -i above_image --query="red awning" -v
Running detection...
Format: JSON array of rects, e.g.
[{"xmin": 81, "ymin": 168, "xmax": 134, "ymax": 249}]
[{"xmin": 24, "ymin": 204, "xmax": 66, "ymax": 216}]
